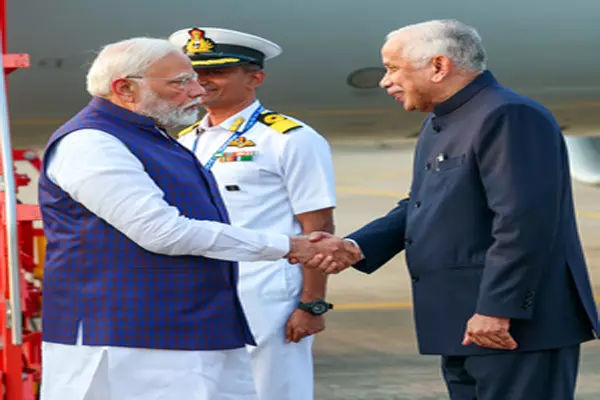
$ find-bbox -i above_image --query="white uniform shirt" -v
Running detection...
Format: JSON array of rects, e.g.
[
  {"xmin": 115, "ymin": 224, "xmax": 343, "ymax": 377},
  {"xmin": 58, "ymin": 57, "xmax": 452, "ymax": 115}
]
[
  {"xmin": 178, "ymin": 100, "xmax": 336, "ymax": 305},
  {"xmin": 178, "ymin": 100, "xmax": 336, "ymax": 236}
]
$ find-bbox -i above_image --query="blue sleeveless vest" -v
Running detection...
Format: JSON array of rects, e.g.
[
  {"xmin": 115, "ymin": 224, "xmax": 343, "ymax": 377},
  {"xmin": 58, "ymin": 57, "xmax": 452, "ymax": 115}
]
[{"xmin": 38, "ymin": 97, "xmax": 255, "ymax": 350}]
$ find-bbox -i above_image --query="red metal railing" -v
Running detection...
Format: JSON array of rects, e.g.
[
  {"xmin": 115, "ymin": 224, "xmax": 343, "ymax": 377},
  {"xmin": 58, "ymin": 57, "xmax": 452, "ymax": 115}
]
[{"xmin": 1, "ymin": 1, "xmax": 42, "ymax": 399}]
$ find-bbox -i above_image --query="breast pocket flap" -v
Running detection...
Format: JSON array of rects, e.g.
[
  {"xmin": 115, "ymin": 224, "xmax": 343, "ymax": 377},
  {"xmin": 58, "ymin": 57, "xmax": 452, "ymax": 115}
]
[{"xmin": 434, "ymin": 154, "xmax": 466, "ymax": 172}]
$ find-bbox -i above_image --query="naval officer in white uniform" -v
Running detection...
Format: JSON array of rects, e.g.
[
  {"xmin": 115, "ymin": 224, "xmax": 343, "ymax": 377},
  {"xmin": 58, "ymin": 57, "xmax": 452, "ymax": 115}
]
[{"xmin": 169, "ymin": 27, "xmax": 337, "ymax": 400}]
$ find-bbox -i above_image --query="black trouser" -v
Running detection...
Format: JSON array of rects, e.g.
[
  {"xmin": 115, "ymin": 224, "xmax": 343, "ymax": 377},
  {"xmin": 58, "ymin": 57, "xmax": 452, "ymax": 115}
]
[{"xmin": 441, "ymin": 345, "xmax": 580, "ymax": 400}]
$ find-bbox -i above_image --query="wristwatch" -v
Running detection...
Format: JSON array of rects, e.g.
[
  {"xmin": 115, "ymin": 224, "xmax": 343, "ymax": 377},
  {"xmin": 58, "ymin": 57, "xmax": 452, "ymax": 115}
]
[{"xmin": 298, "ymin": 299, "xmax": 333, "ymax": 316}]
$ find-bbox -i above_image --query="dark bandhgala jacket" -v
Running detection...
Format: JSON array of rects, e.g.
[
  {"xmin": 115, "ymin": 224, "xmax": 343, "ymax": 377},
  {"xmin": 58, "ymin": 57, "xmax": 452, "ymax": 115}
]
[{"xmin": 348, "ymin": 71, "xmax": 599, "ymax": 356}]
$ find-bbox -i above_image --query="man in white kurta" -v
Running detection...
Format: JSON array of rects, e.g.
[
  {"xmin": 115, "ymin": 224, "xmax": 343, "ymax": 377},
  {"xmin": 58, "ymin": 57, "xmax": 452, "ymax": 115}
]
[
  {"xmin": 38, "ymin": 36, "xmax": 327, "ymax": 400},
  {"xmin": 170, "ymin": 27, "xmax": 337, "ymax": 400}
]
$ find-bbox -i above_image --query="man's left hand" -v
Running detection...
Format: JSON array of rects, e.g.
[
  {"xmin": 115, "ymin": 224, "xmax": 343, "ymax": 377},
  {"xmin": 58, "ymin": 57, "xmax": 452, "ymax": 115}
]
[
  {"xmin": 462, "ymin": 313, "xmax": 518, "ymax": 350},
  {"xmin": 285, "ymin": 309, "xmax": 325, "ymax": 343}
]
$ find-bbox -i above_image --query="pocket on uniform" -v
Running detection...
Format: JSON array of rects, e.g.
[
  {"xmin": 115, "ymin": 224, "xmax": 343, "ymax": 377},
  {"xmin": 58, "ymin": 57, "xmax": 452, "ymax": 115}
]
[
  {"xmin": 283, "ymin": 263, "xmax": 303, "ymax": 299},
  {"xmin": 258, "ymin": 262, "xmax": 302, "ymax": 301},
  {"xmin": 434, "ymin": 154, "xmax": 466, "ymax": 172},
  {"xmin": 218, "ymin": 161, "xmax": 261, "ymax": 185},
  {"xmin": 215, "ymin": 162, "xmax": 262, "ymax": 207}
]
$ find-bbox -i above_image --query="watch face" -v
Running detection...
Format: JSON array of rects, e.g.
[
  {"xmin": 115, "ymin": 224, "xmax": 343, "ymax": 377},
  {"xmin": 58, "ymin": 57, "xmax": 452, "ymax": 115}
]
[{"xmin": 312, "ymin": 303, "xmax": 327, "ymax": 314}]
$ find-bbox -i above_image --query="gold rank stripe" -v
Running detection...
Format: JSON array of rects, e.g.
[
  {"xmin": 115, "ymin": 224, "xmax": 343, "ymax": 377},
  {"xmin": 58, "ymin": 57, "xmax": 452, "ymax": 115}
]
[
  {"xmin": 192, "ymin": 58, "xmax": 241, "ymax": 66},
  {"xmin": 259, "ymin": 111, "xmax": 302, "ymax": 134}
]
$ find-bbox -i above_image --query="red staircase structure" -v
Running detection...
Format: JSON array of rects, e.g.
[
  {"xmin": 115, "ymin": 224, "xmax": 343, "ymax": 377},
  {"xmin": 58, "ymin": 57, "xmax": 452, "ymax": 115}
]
[{"xmin": 1, "ymin": 1, "xmax": 44, "ymax": 399}]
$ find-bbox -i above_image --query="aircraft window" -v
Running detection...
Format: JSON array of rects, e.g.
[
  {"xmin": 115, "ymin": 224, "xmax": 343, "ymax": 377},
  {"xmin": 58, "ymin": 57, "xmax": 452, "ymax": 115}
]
[{"xmin": 347, "ymin": 67, "xmax": 385, "ymax": 89}]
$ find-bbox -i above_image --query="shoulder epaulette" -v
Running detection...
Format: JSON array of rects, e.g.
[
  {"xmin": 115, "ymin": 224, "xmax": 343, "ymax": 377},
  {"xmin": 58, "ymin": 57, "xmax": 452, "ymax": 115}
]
[
  {"xmin": 258, "ymin": 111, "xmax": 302, "ymax": 134},
  {"xmin": 177, "ymin": 121, "xmax": 201, "ymax": 138}
]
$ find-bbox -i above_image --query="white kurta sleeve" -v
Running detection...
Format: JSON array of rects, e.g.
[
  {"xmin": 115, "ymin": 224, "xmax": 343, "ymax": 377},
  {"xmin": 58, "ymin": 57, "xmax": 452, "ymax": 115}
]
[
  {"xmin": 46, "ymin": 129, "xmax": 290, "ymax": 261},
  {"xmin": 279, "ymin": 127, "xmax": 336, "ymax": 215}
]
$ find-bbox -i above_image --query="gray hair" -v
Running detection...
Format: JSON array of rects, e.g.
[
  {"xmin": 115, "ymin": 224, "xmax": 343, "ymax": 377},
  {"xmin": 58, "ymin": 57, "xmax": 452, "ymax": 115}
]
[
  {"xmin": 86, "ymin": 37, "xmax": 184, "ymax": 97},
  {"xmin": 386, "ymin": 19, "xmax": 487, "ymax": 73}
]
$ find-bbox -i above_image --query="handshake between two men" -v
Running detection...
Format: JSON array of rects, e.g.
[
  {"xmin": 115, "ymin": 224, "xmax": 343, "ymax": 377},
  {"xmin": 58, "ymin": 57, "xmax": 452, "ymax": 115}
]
[{"xmin": 286, "ymin": 232, "xmax": 363, "ymax": 274}]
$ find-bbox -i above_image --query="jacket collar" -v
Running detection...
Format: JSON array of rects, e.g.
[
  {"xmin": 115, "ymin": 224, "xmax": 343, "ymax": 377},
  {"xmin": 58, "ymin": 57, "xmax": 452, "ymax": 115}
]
[
  {"xmin": 88, "ymin": 97, "xmax": 157, "ymax": 128},
  {"xmin": 433, "ymin": 70, "xmax": 497, "ymax": 117}
]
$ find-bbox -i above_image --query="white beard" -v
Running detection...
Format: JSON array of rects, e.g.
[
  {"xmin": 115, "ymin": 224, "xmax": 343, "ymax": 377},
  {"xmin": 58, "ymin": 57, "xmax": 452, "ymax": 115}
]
[{"xmin": 136, "ymin": 86, "xmax": 200, "ymax": 127}]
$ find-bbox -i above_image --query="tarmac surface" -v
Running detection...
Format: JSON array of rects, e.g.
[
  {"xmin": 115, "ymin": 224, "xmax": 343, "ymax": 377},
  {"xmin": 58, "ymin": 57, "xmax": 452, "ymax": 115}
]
[
  {"xmin": 310, "ymin": 136, "xmax": 600, "ymax": 400},
  {"xmin": 10, "ymin": 133, "xmax": 600, "ymax": 399}
]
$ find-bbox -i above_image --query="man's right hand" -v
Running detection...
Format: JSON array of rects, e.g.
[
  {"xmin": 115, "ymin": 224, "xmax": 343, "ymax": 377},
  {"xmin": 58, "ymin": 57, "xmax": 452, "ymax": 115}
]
[
  {"xmin": 286, "ymin": 235, "xmax": 319, "ymax": 264},
  {"xmin": 286, "ymin": 232, "xmax": 362, "ymax": 274}
]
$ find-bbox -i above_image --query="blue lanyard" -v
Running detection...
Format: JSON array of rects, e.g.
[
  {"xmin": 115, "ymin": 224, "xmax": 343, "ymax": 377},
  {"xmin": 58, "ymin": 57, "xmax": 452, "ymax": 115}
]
[{"xmin": 192, "ymin": 105, "xmax": 264, "ymax": 171}]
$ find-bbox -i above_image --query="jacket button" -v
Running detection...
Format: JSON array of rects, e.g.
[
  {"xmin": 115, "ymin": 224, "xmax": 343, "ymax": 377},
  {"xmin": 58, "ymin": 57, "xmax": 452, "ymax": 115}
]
[
  {"xmin": 405, "ymin": 238, "xmax": 413, "ymax": 245},
  {"xmin": 415, "ymin": 200, "xmax": 421, "ymax": 208},
  {"xmin": 411, "ymin": 276, "xmax": 419, "ymax": 282},
  {"xmin": 425, "ymin": 163, "xmax": 431, "ymax": 171}
]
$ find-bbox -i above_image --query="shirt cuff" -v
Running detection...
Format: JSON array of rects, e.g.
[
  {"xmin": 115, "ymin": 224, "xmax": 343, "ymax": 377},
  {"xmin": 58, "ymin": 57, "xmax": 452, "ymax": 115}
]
[
  {"xmin": 264, "ymin": 233, "xmax": 291, "ymax": 260},
  {"xmin": 343, "ymin": 238, "xmax": 365, "ymax": 260}
]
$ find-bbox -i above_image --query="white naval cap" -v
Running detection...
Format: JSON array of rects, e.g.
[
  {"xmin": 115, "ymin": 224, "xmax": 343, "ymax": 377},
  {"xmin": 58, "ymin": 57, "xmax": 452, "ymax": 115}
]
[{"xmin": 168, "ymin": 27, "xmax": 282, "ymax": 69}]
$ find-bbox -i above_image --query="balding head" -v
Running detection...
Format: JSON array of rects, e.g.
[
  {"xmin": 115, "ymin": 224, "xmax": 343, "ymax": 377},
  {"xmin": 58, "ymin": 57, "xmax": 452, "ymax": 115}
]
[
  {"xmin": 379, "ymin": 19, "xmax": 487, "ymax": 112},
  {"xmin": 85, "ymin": 37, "xmax": 205, "ymax": 127}
]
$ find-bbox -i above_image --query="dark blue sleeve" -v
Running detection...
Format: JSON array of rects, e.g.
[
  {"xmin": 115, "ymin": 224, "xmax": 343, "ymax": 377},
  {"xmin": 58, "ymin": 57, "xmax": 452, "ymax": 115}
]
[
  {"xmin": 345, "ymin": 198, "xmax": 408, "ymax": 274},
  {"xmin": 474, "ymin": 103, "xmax": 563, "ymax": 320}
]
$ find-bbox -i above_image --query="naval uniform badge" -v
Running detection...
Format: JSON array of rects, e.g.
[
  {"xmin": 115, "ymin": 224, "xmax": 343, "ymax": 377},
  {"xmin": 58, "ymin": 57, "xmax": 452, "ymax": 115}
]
[
  {"xmin": 228, "ymin": 117, "xmax": 245, "ymax": 133},
  {"xmin": 217, "ymin": 150, "xmax": 257, "ymax": 163},
  {"xmin": 185, "ymin": 28, "xmax": 215, "ymax": 55},
  {"xmin": 258, "ymin": 111, "xmax": 302, "ymax": 134},
  {"xmin": 228, "ymin": 137, "xmax": 256, "ymax": 148}
]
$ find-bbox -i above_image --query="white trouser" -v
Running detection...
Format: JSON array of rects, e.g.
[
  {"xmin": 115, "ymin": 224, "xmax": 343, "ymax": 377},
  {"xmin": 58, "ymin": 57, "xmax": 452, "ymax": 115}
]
[
  {"xmin": 41, "ymin": 332, "xmax": 258, "ymax": 400},
  {"xmin": 238, "ymin": 261, "xmax": 314, "ymax": 400}
]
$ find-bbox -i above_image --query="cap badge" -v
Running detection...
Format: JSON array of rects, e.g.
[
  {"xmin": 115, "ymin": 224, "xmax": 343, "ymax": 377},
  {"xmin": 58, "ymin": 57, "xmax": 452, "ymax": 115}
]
[{"xmin": 185, "ymin": 28, "xmax": 215, "ymax": 55}]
